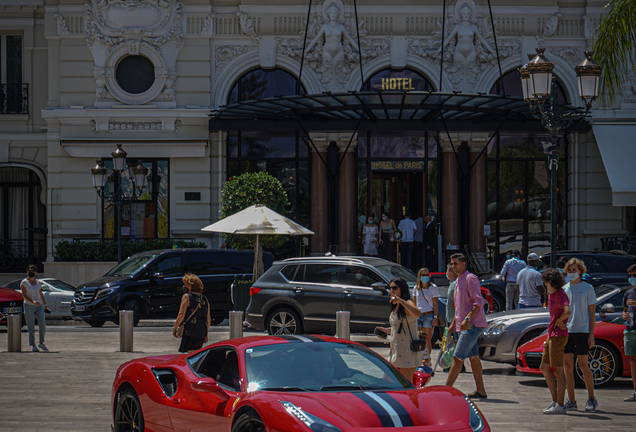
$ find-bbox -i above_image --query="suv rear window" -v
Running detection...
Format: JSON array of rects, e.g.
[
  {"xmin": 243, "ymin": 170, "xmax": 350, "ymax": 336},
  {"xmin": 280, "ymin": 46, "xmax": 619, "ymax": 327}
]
[
  {"xmin": 280, "ymin": 265, "xmax": 298, "ymax": 281},
  {"xmin": 303, "ymin": 264, "xmax": 340, "ymax": 284}
]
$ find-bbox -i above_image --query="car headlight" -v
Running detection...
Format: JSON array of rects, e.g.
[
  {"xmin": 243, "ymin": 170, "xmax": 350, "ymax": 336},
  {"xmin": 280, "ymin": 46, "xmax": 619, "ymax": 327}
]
[
  {"xmin": 491, "ymin": 323, "xmax": 507, "ymax": 335},
  {"xmin": 464, "ymin": 396, "xmax": 486, "ymax": 432},
  {"xmin": 95, "ymin": 287, "xmax": 118, "ymax": 300},
  {"xmin": 281, "ymin": 401, "xmax": 341, "ymax": 432}
]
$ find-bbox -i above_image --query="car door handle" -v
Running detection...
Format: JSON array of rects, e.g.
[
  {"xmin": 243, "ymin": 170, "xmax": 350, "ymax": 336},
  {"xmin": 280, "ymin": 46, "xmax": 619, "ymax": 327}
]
[
  {"xmin": 343, "ymin": 290, "xmax": 353, "ymax": 294},
  {"xmin": 173, "ymin": 398, "xmax": 181, "ymax": 405},
  {"xmin": 294, "ymin": 287, "xmax": 303, "ymax": 293}
]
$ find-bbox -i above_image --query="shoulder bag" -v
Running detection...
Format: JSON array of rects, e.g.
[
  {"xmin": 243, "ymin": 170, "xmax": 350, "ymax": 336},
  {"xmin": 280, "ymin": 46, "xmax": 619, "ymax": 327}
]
[
  {"xmin": 175, "ymin": 295, "xmax": 201, "ymax": 339},
  {"xmin": 403, "ymin": 318, "xmax": 427, "ymax": 352}
]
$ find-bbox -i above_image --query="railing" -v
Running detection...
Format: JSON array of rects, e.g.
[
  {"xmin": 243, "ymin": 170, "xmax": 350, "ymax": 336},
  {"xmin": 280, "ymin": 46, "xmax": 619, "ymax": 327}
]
[
  {"xmin": 601, "ymin": 236, "xmax": 636, "ymax": 255},
  {"xmin": 0, "ymin": 83, "xmax": 28, "ymax": 114},
  {"xmin": 0, "ymin": 238, "xmax": 46, "ymax": 272}
]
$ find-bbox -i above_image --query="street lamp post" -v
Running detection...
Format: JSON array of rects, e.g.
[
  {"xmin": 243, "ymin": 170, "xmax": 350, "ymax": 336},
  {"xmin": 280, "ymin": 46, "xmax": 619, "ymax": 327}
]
[
  {"xmin": 91, "ymin": 144, "xmax": 148, "ymax": 263},
  {"xmin": 520, "ymin": 48, "xmax": 601, "ymax": 267}
]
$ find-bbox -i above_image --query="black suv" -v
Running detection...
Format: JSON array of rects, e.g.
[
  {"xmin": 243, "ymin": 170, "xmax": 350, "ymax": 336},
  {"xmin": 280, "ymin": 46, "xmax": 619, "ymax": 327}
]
[
  {"xmin": 72, "ymin": 249, "xmax": 273, "ymax": 327},
  {"xmin": 245, "ymin": 256, "xmax": 447, "ymax": 340}
]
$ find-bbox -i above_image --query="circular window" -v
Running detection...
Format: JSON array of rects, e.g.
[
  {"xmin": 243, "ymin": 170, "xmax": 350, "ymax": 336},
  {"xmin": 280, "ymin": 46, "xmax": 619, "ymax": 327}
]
[{"xmin": 115, "ymin": 55, "xmax": 155, "ymax": 94}]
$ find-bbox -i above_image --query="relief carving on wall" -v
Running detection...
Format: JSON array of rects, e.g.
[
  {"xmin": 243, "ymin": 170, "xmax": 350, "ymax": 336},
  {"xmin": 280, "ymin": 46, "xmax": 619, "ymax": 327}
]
[
  {"xmin": 276, "ymin": 0, "xmax": 390, "ymax": 92},
  {"xmin": 547, "ymin": 46, "xmax": 582, "ymax": 66},
  {"xmin": 215, "ymin": 45, "xmax": 255, "ymax": 77},
  {"xmin": 542, "ymin": 13, "xmax": 561, "ymax": 37},
  {"xmin": 407, "ymin": 0, "xmax": 520, "ymax": 92},
  {"xmin": 85, "ymin": 0, "xmax": 185, "ymax": 106}
]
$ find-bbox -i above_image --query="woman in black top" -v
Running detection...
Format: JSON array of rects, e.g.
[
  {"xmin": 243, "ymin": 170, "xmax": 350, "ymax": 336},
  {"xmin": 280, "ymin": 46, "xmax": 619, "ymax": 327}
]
[{"xmin": 172, "ymin": 273, "xmax": 211, "ymax": 353}]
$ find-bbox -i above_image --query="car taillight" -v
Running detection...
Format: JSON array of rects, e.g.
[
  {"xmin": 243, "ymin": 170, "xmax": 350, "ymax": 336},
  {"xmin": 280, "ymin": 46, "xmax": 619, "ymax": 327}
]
[{"xmin": 249, "ymin": 287, "xmax": 262, "ymax": 296}]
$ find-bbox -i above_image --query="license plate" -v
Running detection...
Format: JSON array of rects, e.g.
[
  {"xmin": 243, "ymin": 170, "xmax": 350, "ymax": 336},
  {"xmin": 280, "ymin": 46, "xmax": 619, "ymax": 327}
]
[
  {"xmin": 75, "ymin": 305, "xmax": 85, "ymax": 311},
  {"xmin": 3, "ymin": 307, "xmax": 22, "ymax": 314}
]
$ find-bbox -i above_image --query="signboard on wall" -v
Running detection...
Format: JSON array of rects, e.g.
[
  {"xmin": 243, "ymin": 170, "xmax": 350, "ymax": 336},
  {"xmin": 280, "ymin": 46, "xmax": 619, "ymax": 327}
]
[
  {"xmin": 367, "ymin": 69, "xmax": 431, "ymax": 92},
  {"xmin": 371, "ymin": 160, "xmax": 425, "ymax": 171}
]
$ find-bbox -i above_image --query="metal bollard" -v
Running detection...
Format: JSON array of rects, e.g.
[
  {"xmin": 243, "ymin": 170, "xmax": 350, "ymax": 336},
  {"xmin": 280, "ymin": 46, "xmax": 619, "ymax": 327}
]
[
  {"xmin": 7, "ymin": 314, "xmax": 21, "ymax": 352},
  {"xmin": 336, "ymin": 311, "xmax": 350, "ymax": 340},
  {"xmin": 119, "ymin": 310, "xmax": 134, "ymax": 352},
  {"xmin": 229, "ymin": 311, "xmax": 244, "ymax": 339}
]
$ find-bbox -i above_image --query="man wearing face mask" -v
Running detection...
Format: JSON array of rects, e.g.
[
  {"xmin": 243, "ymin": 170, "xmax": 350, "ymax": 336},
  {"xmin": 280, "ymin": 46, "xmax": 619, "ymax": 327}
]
[
  {"xmin": 562, "ymin": 258, "xmax": 598, "ymax": 412},
  {"xmin": 20, "ymin": 264, "xmax": 50, "ymax": 352},
  {"xmin": 500, "ymin": 250, "xmax": 526, "ymax": 310},
  {"xmin": 622, "ymin": 265, "xmax": 636, "ymax": 402}
]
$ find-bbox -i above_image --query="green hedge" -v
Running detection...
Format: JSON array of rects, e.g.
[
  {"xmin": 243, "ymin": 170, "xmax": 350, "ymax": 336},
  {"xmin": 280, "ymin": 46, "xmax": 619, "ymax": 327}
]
[{"xmin": 54, "ymin": 239, "xmax": 208, "ymax": 262}]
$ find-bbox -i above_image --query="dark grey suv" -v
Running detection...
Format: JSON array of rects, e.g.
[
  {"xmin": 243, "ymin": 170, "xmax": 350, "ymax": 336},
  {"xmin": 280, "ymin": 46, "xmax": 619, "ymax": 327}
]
[{"xmin": 246, "ymin": 256, "xmax": 447, "ymax": 337}]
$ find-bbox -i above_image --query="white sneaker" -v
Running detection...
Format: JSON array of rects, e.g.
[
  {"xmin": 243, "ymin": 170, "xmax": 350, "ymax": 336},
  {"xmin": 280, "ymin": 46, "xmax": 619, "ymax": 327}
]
[
  {"xmin": 38, "ymin": 343, "xmax": 49, "ymax": 351},
  {"xmin": 31, "ymin": 345, "xmax": 39, "ymax": 352},
  {"xmin": 624, "ymin": 392, "xmax": 636, "ymax": 402},
  {"xmin": 542, "ymin": 401, "xmax": 557, "ymax": 413},
  {"xmin": 543, "ymin": 404, "xmax": 565, "ymax": 415}
]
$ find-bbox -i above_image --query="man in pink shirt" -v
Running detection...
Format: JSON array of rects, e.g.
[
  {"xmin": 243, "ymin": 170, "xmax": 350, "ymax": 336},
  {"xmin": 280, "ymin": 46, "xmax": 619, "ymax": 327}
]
[{"xmin": 446, "ymin": 253, "xmax": 488, "ymax": 398}]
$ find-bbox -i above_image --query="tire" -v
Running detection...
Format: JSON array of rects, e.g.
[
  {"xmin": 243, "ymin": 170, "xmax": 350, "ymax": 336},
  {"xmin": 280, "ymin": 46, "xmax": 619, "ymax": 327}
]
[
  {"xmin": 210, "ymin": 317, "xmax": 224, "ymax": 326},
  {"xmin": 114, "ymin": 387, "xmax": 144, "ymax": 432},
  {"xmin": 574, "ymin": 340, "xmax": 620, "ymax": 388},
  {"xmin": 491, "ymin": 293, "xmax": 505, "ymax": 314},
  {"xmin": 267, "ymin": 308, "xmax": 303, "ymax": 335},
  {"xmin": 86, "ymin": 320, "xmax": 105, "ymax": 328},
  {"xmin": 232, "ymin": 412, "xmax": 265, "ymax": 432},
  {"xmin": 122, "ymin": 300, "xmax": 141, "ymax": 327}
]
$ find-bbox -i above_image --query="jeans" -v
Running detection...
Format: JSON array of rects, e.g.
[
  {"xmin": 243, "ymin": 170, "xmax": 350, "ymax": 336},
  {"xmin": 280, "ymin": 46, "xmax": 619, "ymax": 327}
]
[
  {"xmin": 454, "ymin": 326, "xmax": 485, "ymax": 360},
  {"xmin": 505, "ymin": 282, "xmax": 519, "ymax": 310},
  {"xmin": 401, "ymin": 242, "xmax": 414, "ymax": 269},
  {"xmin": 24, "ymin": 303, "xmax": 46, "ymax": 346}
]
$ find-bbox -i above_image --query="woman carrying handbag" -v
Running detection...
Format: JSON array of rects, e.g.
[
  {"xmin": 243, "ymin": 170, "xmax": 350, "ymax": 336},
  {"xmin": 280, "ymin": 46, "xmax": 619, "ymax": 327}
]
[
  {"xmin": 374, "ymin": 277, "xmax": 424, "ymax": 382},
  {"xmin": 173, "ymin": 273, "xmax": 211, "ymax": 353}
]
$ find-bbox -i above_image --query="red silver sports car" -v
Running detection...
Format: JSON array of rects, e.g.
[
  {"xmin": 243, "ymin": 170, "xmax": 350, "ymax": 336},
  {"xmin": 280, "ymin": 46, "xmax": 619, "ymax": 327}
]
[
  {"xmin": 516, "ymin": 319, "xmax": 632, "ymax": 387},
  {"xmin": 112, "ymin": 335, "xmax": 490, "ymax": 432}
]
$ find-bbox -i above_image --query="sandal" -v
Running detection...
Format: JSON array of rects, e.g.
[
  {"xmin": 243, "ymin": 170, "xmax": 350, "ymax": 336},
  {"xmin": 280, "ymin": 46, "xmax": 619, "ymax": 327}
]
[{"xmin": 467, "ymin": 390, "xmax": 488, "ymax": 399}]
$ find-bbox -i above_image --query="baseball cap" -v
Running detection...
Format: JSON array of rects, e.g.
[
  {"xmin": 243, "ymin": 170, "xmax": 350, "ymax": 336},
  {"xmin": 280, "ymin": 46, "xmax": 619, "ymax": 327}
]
[{"xmin": 527, "ymin": 252, "xmax": 539, "ymax": 261}]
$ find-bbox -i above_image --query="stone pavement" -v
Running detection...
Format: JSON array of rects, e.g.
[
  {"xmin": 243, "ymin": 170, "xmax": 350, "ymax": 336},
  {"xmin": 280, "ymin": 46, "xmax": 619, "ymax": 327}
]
[{"xmin": 0, "ymin": 322, "xmax": 634, "ymax": 431}]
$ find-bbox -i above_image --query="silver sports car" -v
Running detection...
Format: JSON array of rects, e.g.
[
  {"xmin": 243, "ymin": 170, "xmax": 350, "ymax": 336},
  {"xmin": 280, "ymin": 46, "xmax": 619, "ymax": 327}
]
[
  {"xmin": 5, "ymin": 278, "xmax": 76, "ymax": 319},
  {"xmin": 478, "ymin": 283, "xmax": 629, "ymax": 365}
]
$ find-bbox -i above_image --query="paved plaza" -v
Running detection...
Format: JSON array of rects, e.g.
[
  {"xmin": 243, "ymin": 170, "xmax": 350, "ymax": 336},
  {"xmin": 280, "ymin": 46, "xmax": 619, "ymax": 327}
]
[{"xmin": 0, "ymin": 321, "xmax": 634, "ymax": 432}]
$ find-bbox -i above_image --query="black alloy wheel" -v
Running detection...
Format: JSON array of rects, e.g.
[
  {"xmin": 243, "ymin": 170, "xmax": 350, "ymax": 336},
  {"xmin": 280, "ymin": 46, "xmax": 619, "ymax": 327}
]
[
  {"xmin": 267, "ymin": 308, "xmax": 303, "ymax": 335},
  {"xmin": 232, "ymin": 412, "xmax": 266, "ymax": 432},
  {"xmin": 114, "ymin": 388, "xmax": 144, "ymax": 432},
  {"xmin": 574, "ymin": 340, "xmax": 620, "ymax": 387},
  {"xmin": 86, "ymin": 319, "xmax": 105, "ymax": 328},
  {"xmin": 491, "ymin": 293, "xmax": 505, "ymax": 314},
  {"xmin": 122, "ymin": 299, "xmax": 141, "ymax": 327}
]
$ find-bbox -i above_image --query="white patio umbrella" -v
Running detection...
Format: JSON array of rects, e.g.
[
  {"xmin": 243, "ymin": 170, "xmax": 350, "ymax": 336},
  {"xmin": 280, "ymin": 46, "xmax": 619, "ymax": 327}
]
[{"xmin": 201, "ymin": 204, "xmax": 313, "ymax": 280}]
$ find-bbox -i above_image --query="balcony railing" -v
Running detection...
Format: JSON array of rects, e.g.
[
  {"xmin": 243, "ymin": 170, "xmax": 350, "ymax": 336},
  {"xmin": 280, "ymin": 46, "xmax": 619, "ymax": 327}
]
[
  {"xmin": 0, "ymin": 83, "xmax": 28, "ymax": 114},
  {"xmin": 0, "ymin": 238, "xmax": 46, "ymax": 273},
  {"xmin": 601, "ymin": 236, "xmax": 636, "ymax": 255}
]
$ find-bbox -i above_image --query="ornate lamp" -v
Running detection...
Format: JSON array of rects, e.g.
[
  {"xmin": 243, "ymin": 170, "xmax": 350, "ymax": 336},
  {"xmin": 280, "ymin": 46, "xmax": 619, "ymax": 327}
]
[
  {"xmin": 91, "ymin": 161, "xmax": 107, "ymax": 189},
  {"xmin": 111, "ymin": 143, "xmax": 127, "ymax": 172},
  {"xmin": 527, "ymin": 48, "xmax": 554, "ymax": 98},
  {"xmin": 133, "ymin": 163, "xmax": 149, "ymax": 188},
  {"xmin": 575, "ymin": 51, "xmax": 601, "ymax": 111},
  {"xmin": 518, "ymin": 64, "xmax": 531, "ymax": 101},
  {"xmin": 127, "ymin": 160, "xmax": 138, "ymax": 180}
]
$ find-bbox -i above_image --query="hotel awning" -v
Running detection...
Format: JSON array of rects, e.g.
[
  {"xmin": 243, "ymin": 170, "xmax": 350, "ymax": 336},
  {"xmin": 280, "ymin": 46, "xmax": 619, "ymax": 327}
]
[
  {"xmin": 209, "ymin": 91, "xmax": 587, "ymax": 132},
  {"xmin": 592, "ymin": 124, "xmax": 636, "ymax": 206}
]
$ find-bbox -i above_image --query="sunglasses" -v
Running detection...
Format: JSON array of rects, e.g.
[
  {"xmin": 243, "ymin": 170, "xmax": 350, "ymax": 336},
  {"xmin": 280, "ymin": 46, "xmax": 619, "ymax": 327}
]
[
  {"xmin": 389, "ymin": 286, "xmax": 399, "ymax": 290},
  {"xmin": 450, "ymin": 262, "xmax": 461, "ymax": 266}
]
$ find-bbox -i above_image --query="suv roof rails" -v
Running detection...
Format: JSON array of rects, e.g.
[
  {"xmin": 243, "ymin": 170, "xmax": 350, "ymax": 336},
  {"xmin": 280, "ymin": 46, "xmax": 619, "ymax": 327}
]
[
  {"xmin": 282, "ymin": 256, "xmax": 366, "ymax": 264},
  {"xmin": 541, "ymin": 250, "xmax": 636, "ymax": 257}
]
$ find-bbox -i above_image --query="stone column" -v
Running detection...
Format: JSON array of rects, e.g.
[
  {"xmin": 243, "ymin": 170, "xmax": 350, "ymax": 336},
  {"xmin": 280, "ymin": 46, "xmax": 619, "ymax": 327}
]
[
  {"xmin": 468, "ymin": 135, "xmax": 489, "ymax": 271},
  {"xmin": 440, "ymin": 138, "xmax": 459, "ymax": 252},
  {"xmin": 310, "ymin": 142, "xmax": 329, "ymax": 255}
]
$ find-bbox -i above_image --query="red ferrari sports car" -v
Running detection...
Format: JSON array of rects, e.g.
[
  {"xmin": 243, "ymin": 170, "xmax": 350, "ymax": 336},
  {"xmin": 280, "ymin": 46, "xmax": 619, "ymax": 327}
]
[
  {"xmin": 516, "ymin": 319, "xmax": 632, "ymax": 387},
  {"xmin": 112, "ymin": 335, "xmax": 490, "ymax": 432}
]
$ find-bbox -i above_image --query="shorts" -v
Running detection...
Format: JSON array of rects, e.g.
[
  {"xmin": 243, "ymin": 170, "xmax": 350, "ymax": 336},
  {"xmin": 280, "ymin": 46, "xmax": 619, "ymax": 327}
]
[
  {"xmin": 564, "ymin": 332, "xmax": 590, "ymax": 356},
  {"xmin": 541, "ymin": 336, "xmax": 568, "ymax": 367},
  {"xmin": 417, "ymin": 314, "xmax": 434, "ymax": 328},
  {"xmin": 454, "ymin": 326, "xmax": 484, "ymax": 360},
  {"xmin": 625, "ymin": 329, "xmax": 636, "ymax": 356}
]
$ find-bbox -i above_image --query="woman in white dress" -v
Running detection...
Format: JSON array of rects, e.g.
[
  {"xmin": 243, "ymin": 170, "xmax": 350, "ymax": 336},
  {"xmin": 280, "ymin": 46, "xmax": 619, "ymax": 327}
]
[{"xmin": 362, "ymin": 214, "xmax": 379, "ymax": 256}]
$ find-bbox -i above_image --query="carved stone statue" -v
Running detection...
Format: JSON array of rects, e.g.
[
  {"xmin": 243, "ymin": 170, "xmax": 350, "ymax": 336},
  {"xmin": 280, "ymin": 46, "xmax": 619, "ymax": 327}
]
[{"xmin": 441, "ymin": 2, "xmax": 495, "ymax": 66}]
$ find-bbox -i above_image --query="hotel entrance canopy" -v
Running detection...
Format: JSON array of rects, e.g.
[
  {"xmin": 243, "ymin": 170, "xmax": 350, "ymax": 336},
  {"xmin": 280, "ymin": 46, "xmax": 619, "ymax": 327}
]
[{"xmin": 209, "ymin": 91, "xmax": 587, "ymax": 132}]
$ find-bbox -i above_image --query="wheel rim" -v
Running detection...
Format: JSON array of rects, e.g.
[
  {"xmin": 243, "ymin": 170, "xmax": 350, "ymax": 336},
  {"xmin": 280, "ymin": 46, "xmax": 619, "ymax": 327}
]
[
  {"xmin": 269, "ymin": 311, "xmax": 297, "ymax": 335},
  {"xmin": 237, "ymin": 417, "xmax": 266, "ymax": 432},
  {"xmin": 115, "ymin": 393, "xmax": 142, "ymax": 432},
  {"xmin": 576, "ymin": 345, "xmax": 617, "ymax": 386}
]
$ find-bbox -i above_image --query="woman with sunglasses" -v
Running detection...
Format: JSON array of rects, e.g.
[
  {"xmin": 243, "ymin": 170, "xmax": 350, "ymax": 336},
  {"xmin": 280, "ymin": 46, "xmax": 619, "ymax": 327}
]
[
  {"xmin": 413, "ymin": 268, "xmax": 439, "ymax": 366},
  {"xmin": 375, "ymin": 277, "xmax": 423, "ymax": 382},
  {"xmin": 172, "ymin": 273, "xmax": 211, "ymax": 353}
]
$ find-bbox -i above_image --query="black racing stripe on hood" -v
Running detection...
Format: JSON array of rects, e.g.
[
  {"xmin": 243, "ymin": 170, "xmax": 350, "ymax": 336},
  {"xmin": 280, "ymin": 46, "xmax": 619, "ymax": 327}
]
[
  {"xmin": 375, "ymin": 393, "xmax": 414, "ymax": 427},
  {"xmin": 354, "ymin": 392, "xmax": 394, "ymax": 427}
]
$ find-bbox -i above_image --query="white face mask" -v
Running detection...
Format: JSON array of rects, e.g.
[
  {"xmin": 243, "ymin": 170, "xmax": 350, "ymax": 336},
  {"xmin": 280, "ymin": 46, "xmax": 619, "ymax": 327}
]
[
  {"xmin": 567, "ymin": 272, "xmax": 580, "ymax": 281},
  {"xmin": 382, "ymin": 216, "xmax": 387, "ymax": 221}
]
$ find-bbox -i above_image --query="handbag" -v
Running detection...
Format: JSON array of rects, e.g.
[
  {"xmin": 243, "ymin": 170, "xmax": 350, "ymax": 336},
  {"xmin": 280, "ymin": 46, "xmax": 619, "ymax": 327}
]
[
  {"xmin": 175, "ymin": 295, "xmax": 201, "ymax": 339},
  {"xmin": 403, "ymin": 318, "xmax": 427, "ymax": 352}
]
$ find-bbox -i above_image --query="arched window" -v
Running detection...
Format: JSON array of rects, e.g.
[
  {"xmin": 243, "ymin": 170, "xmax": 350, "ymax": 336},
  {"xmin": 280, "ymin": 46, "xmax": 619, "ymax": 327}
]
[
  {"xmin": 361, "ymin": 69, "xmax": 435, "ymax": 91},
  {"xmin": 228, "ymin": 68, "xmax": 304, "ymax": 104},
  {"xmin": 489, "ymin": 70, "xmax": 568, "ymax": 103}
]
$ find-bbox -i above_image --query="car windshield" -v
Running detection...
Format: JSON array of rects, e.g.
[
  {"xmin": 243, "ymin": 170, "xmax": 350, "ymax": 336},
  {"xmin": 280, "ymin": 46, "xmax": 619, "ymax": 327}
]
[
  {"xmin": 594, "ymin": 285, "xmax": 617, "ymax": 300},
  {"xmin": 105, "ymin": 252, "xmax": 159, "ymax": 277},
  {"xmin": 43, "ymin": 279, "xmax": 75, "ymax": 291},
  {"xmin": 245, "ymin": 342, "xmax": 413, "ymax": 392},
  {"xmin": 374, "ymin": 265, "xmax": 418, "ymax": 288}
]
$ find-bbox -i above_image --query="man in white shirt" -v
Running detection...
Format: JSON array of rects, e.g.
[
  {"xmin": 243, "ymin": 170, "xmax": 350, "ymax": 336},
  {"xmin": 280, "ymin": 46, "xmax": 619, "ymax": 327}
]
[
  {"xmin": 500, "ymin": 250, "xmax": 527, "ymax": 310},
  {"xmin": 517, "ymin": 252, "xmax": 545, "ymax": 308},
  {"xmin": 397, "ymin": 210, "xmax": 417, "ymax": 270}
]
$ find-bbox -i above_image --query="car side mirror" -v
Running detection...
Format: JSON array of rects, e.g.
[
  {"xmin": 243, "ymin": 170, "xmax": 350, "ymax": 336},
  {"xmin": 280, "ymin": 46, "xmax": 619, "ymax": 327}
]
[
  {"xmin": 600, "ymin": 303, "xmax": 615, "ymax": 315},
  {"xmin": 191, "ymin": 378, "xmax": 230, "ymax": 401},
  {"xmin": 151, "ymin": 272, "xmax": 164, "ymax": 281},
  {"xmin": 412, "ymin": 371, "xmax": 431, "ymax": 388},
  {"xmin": 372, "ymin": 282, "xmax": 388, "ymax": 294}
]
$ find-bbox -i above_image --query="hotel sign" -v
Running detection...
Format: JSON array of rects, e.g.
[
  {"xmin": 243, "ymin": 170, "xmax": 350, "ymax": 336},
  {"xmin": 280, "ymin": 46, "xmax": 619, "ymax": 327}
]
[
  {"xmin": 371, "ymin": 161, "xmax": 424, "ymax": 171},
  {"xmin": 380, "ymin": 78, "xmax": 416, "ymax": 91}
]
